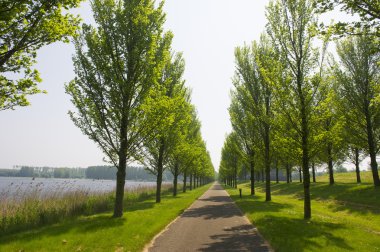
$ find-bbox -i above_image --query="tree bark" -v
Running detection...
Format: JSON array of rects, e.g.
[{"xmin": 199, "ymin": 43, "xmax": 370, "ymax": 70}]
[
  {"xmin": 275, "ymin": 159, "xmax": 279, "ymax": 183},
  {"xmin": 300, "ymin": 94, "xmax": 311, "ymax": 219},
  {"xmin": 250, "ymin": 152, "xmax": 255, "ymax": 195},
  {"xmin": 299, "ymin": 168, "xmax": 302, "ymax": 183},
  {"xmin": 312, "ymin": 161, "xmax": 316, "ymax": 183},
  {"xmin": 113, "ymin": 161, "xmax": 126, "ymax": 217},
  {"xmin": 183, "ymin": 171, "xmax": 187, "ymax": 192},
  {"xmin": 327, "ymin": 142, "xmax": 334, "ymax": 185},
  {"xmin": 365, "ymin": 108, "xmax": 380, "ymax": 186},
  {"xmin": 286, "ymin": 163, "xmax": 290, "ymax": 183},
  {"xmin": 189, "ymin": 173, "xmax": 193, "ymax": 190},
  {"xmin": 155, "ymin": 140, "xmax": 165, "ymax": 203},
  {"xmin": 355, "ymin": 148, "xmax": 361, "ymax": 183},
  {"xmin": 113, "ymin": 126, "xmax": 127, "ymax": 218},
  {"xmin": 264, "ymin": 123, "xmax": 271, "ymax": 201},
  {"xmin": 173, "ymin": 162, "xmax": 179, "ymax": 196}
]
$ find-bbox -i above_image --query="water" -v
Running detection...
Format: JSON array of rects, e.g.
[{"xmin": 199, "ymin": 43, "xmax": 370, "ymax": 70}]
[{"xmin": 0, "ymin": 177, "xmax": 159, "ymax": 199}]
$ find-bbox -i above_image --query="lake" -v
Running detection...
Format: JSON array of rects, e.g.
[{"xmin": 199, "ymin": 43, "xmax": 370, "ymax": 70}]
[{"xmin": 0, "ymin": 177, "xmax": 160, "ymax": 200}]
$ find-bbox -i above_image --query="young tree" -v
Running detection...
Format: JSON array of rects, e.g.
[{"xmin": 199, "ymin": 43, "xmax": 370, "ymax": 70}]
[
  {"xmin": 169, "ymin": 108, "xmax": 201, "ymax": 196},
  {"xmin": 229, "ymin": 89, "xmax": 259, "ymax": 195},
  {"xmin": 220, "ymin": 132, "xmax": 242, "ymax": 188},
  {"xmin": 141, "ymin": 53, "xmax": 192, "ymax": 203},
  {"xmin": 335, "ymin": 35, "xmax": 380, "ymax": 186},
  {"xmin": 232, "ymin": 35, "xmax": 276, "ymax": 201},
  {"xmin": 266, "ymin": 0, "xmax": 319, "ymax": 219},
  {"xmin": 314, "ymin": 73, "xmax": 346, "ymax": 185},
  {"xmin": 0, "ymin": 0, "xmax": 82, "ymax": 110},
  {"xmin": 65, "ymin": 0, "xmax": 169, "ymax": 217}
]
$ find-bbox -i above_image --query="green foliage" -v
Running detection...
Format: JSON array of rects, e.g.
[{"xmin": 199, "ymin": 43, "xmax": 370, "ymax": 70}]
[
  {"xmin": 66, "ymin": 0, "xmax": 169, "ymax": 166},
  {"xmin": 0, "ymin": 0, "xmax": 82, "ymax": 110},
  {"xmin": 316, "ymin": 0, "xmax": 380, "ymax": 37},
  {"xmin": 334, "ymin": 35, "xmax": 380, "ymax": 185}
]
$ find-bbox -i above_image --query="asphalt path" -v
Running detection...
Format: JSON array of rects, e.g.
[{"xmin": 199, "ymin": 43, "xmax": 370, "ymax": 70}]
[{"xmin": 145, "ymin": 182, "xmax": 272, "ymax": 252}]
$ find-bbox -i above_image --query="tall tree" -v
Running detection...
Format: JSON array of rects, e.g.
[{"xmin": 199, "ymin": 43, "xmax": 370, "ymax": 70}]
[
  {"xmin": 220, "ymin": 132, "xmax": 242, "ymax": 188},
  {"xmin": 266, "ymin": 0, "xmax": 319, "ymax": 219},
  {"xmin": 65, "ymin": 0, "xmax": 169, "ymax": 217},
  {"xmin": 335, "ymin": 35, "xmax": 380, "ymax": 186},
  {"xmin": 169, "ymin": 108, "xmax": 201, "ymax": 196},
  {"xmin": 232, "ymin": 35, "xmax": 276, "ymax": 201},
  {"xmin": 141, "ymin": 53, "xmax": 191, "ymax": 203},
  {"xmin": 0, "ymin": 0, "xmax": 82, "ymax": 110},
  {"xmin": 314, "ymin": 72, "xmax": 346, "ymax": 185},
  {"xmin": 229, "ymin": 88, "xmax": 259, "ymax": 195}
]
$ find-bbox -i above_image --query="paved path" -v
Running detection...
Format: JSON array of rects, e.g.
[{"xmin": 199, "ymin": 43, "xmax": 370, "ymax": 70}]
[{"xmin": 145, "ymin": 183, "xmax": 272, "ymax": 252}]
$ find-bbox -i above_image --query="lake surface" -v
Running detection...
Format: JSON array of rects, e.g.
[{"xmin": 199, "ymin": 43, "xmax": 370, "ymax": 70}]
[{"xmin": 0, "ymin": 177, "xmax": 160, "ymax": 200}]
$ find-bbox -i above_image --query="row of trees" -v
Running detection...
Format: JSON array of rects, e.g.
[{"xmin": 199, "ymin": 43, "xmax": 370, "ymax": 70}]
[
  {"xmin": 220, "ymin": 0, "xmax": 380, "ymax": 220},
  {"xmin": 0, "ymin": 0, "xmax": 214, "ymax": 218},
  {"xmin": 65, "ymin": 0, "xmax": 214, "ymax": 217},
  {"xmin": 0, "ymin": 165, "xmax": 176, "ymax": 181}
]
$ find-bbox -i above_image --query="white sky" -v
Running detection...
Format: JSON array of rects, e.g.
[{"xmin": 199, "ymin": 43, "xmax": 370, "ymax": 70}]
[{"xmin": 1, "ymin": 0, "xmax": 368, "ymax": 171}]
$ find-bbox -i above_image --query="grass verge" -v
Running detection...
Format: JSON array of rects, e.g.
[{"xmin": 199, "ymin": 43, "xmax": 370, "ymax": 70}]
[
  {"xmin": 225, "ymin": 176, "xmax": 380, "ymax": 252},
  {"xmin": 0, "ymin": 184, "xmax": 210, "ymax": 252}
]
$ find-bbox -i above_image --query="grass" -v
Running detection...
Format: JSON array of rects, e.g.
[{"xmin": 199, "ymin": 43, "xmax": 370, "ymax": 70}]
[
  {"xmin": 1, "ymin": 184, "xmax": 166, "ymax": 234},
  {"xmin": 225, "ymin": 172, "xmax": 380, "ymax": 252},
  {"xmin": 316, "ymin": 170, "xmax": 374, "ymax": 184},
  {"xmin": 0, "ymin": 184, "xmax": 210, "ymax": 252}
]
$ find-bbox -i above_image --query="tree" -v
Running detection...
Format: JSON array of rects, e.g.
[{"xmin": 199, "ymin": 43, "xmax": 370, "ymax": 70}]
[
  {"xmin": 169, "ymin": 107, "xmax": 201, "ymax": 196},
  {"xmin": 314, "ymin": 72, "xmax": 346, "ymax": 185},
  {"xmin": 229, "ymin": 90, "xmax": 259, "ymax": 194},
  {"xmin": 141, "ymin": 53, "xmax": 192, "ymax": 203},
  {"xmin": 65, "ymin": 0, "xmax": 169, "ymax": 217},
  {"xmin": 220, "ymin": 132, "xmax": 242, "ymax": 188},
  {"xmin": 0, "ymin": 0, "xmax": 82, "ymax": 110},
  {"xmin": 316, "ymin": 0, "xmax": 380, "ymax": 37},
  {"xmin": 266, "ymin": 0, "xmax": 319, "ymax": 219},
  {"xmin": 335, "ymin": 35, "xmax": 380, "ymax": 186},
  {"xmin": 232, "ymin": 35, "xmax": 277, "ymax": 201}
]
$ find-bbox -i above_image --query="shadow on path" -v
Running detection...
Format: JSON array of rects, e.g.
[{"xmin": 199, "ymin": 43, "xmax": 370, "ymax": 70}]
[{"xmin": 200, "ymin": 225, "xmax": 271, "ymax": 252}]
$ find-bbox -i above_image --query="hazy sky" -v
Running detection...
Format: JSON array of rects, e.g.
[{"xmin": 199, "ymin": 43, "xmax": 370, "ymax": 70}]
[{"xmin": 0, "ymin": 0, "xmax": 358, "ymax": 170}]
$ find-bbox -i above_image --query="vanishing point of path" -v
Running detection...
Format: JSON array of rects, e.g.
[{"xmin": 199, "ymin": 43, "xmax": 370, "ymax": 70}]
[{"xmin": 145, "ymin": 183, "xmax": 272, "ymax": 252}]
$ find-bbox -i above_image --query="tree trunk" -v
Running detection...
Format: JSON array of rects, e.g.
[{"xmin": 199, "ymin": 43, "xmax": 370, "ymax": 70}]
[
  {"xmin": 312, "ymin": 161, "xmax": 316, "ymax": 183},
  {"xmin": 264, "ymin": 123, "xmax": 271, "ymax": 201},
  {"xmin": 286, "ymin": 163, "xmax": 290, "ymax": 183},
  {"xmin": 234, "ymin": 166, "xmax": 238, "ymax": 189},
  {"xmin": 189, "ymin": 173, "xmax": 193, "ymax": 190},
  {"xmin": 250, "ymin": 152, "xmax": 255, "ymax": 195},
  {"xmin": 173, "ymin": 162, "xmax": 179, "ymax": 196},
  {"xmin": 299, "ymin": 168, "xmax": 302, "ymax": 183},
  {"xmin": 355, "ymin": 148, "xmax": 361, "ymax": 183},
  {"xmin": 156, "ymin": 140, "xmax": 165, "ymax": 203},
  {"xmin": 183, "ymin": 171, "xmax": 187, "ymax": 192},
  {"xmin": 365, "ymin": 109, "xmax": 380, "ymax": 186},
  {"xmin": 113, "ymin": 130, "xmax": 127, "ymax": 218},
  {"xmin": 113, "ymin": 161, "xmax": 126, "ymax": 217},
  {"xmin": 275, "ymin": 159, "xmax": 279, "ymax": 183},
  {"xmin": 300, "ymin": 93, "xmax": 311, "ymax": 219},
  {"xmin": 327, "ymin": 142, "xmax": 334, "ymax": 185},
  {"xmin": 261, "ymin": 169, "xmax": 264, "ymax": 182}
]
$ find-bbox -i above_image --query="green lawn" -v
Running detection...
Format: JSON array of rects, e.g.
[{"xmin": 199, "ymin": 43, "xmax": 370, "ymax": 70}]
[
  {"xmin": 226, "ymin": 172, "xmax": 380, "ymax": 252},
  {"xmin": 0, "ymin": 185, "xmax": 210, "ymax": 252}
]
